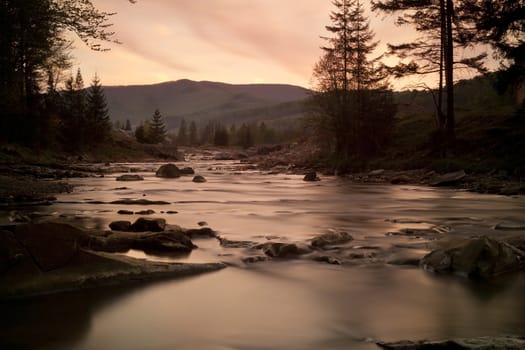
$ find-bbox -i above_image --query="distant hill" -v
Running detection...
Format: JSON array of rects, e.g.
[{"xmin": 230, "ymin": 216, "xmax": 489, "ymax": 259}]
[{"xmin": 104, "ymin": 79, "xmax": 310, "ymax": 130}]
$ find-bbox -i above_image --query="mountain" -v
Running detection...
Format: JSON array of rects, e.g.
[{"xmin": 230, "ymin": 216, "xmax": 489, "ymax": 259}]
[{"xmin": 104, "ymin": 79, "xmax": 310, "ymax": 129}]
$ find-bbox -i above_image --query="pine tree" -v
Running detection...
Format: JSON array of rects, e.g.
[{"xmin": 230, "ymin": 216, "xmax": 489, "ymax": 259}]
[
  {"xmin": 86, "ymin": 73, "xmax": 111, "ymax": 144},
  {"xmin": 177, "ymin": 118, "xmax": 188, "ymax": 145},
  {"xmin": 189, "ymin": 120, "xmax": 198, "ymax": 145},
  {"xmin": 125, "ymin": 119, "xmax": 132, "ymax": 131},
  {"xmin": 311, "ymin": 0, "xmax": 395, "ymax": 158},
  {"xmin": 60, "ymin": 70, "xmax": 87, "ymax": 151},
  {"xmin": 149, "ymin": 109, "xmax": 166, "ymax": 143}
]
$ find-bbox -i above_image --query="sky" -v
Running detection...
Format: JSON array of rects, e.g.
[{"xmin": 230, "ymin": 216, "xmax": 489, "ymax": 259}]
[{"xmin": 72, "ymin": 0, "xmax": 491, "ymax": 89}]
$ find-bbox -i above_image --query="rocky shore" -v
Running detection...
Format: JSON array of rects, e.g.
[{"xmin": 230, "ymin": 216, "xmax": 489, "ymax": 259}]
[{"xmin": 0, "ymin": 221, "xmax": 225, "ymax": 299}]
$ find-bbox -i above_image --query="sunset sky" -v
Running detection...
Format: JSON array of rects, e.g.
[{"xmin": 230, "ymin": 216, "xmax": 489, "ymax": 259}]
[{"xmin": 72, "ymin": 0, "xmax": 491, "ymax": 89}]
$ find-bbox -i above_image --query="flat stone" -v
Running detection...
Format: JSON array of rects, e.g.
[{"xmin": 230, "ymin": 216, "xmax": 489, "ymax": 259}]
[
  {"xmin": 430, "ymin": 170, "xmax": 466, "ymax": 186},
  {"xmin": 311, "ymin": 231, "xmax": 353, "ymax": 248},
  {"xmin": 116, "ymin": 174, "xmax": 144, "ymax": 181},
  {"xmin": 129, "ymin": 218, "xmax": 166, "ymax": 232}
]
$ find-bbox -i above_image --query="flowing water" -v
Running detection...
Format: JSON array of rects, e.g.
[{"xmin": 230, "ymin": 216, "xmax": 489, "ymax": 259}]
[{"xmin": 2, "ymin": 155, "xmax": 525, "ymax": 349}]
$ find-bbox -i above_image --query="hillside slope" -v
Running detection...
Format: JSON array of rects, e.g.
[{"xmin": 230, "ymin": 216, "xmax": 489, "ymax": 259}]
[{"xmin": 104, "ymin": 79, "xmax": 310, "ymax": 129}]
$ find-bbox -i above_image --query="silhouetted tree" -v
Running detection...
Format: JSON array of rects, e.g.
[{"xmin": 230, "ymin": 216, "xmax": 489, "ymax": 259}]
[
  {"xmin": 189, "ymin": 120, "xmax": 198, "ymax": 145},
  {"xmin": 311, "ymin": 0, "xmax": 396, "ymax": 158},
  {"xmin": 213, "ymin": 123, "xmax": 229, "ymax": 146},
  {"xmin": 149, "ymin": 109, "xmax": 166, "ymax": 143},
  {"xmin": 86, "ymin": 73, "xmax": 111, "ymax": 144},
  {"xmin": 371, "ymin": 0, "xmax": 487, "ymax": 151},
  {"xmin": 177, "ymin": 118, "xmax": 188, "ymax": 145},
  {"xmin": 125, "ymin": 119, "xmax": 132, "ymax": 131}
]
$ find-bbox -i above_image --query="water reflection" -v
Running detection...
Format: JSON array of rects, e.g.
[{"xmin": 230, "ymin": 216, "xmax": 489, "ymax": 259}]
[
  {"xmin": 2, "ymin": 161, "xmax": 525, "ymax": 349},
  {"xmin": 2, "ymin": 264, "xmax": 525, "ymax": 350}
]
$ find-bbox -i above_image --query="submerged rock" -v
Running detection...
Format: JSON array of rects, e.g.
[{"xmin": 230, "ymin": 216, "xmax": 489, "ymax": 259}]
[
  {"xmin": 420, "ymin": 236, "xmax": 523, "ymax": 279},
  {"xmin": 109, "ymin": 221, "xmax": 132, "ymax": 231},
  {"xmin": 179, "ymin": 167, "xmax": 195, "ymax": 175},
  {"xmin": 430, "ymin": 170, "xmax": 466, "ymax": 186},
  {"xmin": 117, "ymin": 210, "xmax": 134, "ymax": 215},
  {"xmin": 111, "ymin": 199, "xmax": 170, "ymax": 205},
  {"xmin": 192, "ymin": 175, "xmax": 207, "ymax": 183},
  {"xmin": 259, "ymin": 242, "xmax": 311, "ymax": 258},
  {"xmin": 129, "ymin": 218, "xmax": 166, "ymax": 232},
  {"xmin": 303, "ymin": 171, "xmax": 320, "ymax": 182},
  {"xmin": 116, "ymin": 174, "xmax": 144, "ymax": 181},
  {"xmin": 311, "ymin": 231, "xmax": 353, "ymax": 248},
  {"xmin": 185, "ymin": 227, "xmax": 217, "ymax": 238},
  {"xmin": 377, "ymin": 335, "xmax": 525, "ymax": 349},
  {"xmin": 155, "ymin": 164, "xmax": 181, "ymax": 178},
  {"xmin": 135, "ymin": 209, "xmax": 155, "ymax": 215}
]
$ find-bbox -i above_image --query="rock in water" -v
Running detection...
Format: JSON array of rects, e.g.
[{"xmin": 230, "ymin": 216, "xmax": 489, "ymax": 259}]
[
  {"xmin": 109, "ymin": 221, "xmax": 132, "ymax": 231},
  {"xmin": 192, "ymin": 175, "xmax": 207, "ymax": 183},
  {"xmin": 180, "ymin": 167, "xmax": 195, "ymax": 175},
  {"xmin": 430, "ymin": 170, "xmax": 466, "ymax": 186},
  {"xmin": 13, "ymin": 222, "xmax": 88, "ymax": 272},
  {"xmin": 377, "ymin": 335, "xmax": 525, "ymax": 349},
  {"xmin": 303, "ymin": 171, "xmax": 320, "ymax": 182},
  {"xmin": 116, "ymin": 174, "xmax": 144, "ymax": 181},
  {"xmin": 420, "ymin": 236, "xmax": 523, "ymax": 279},
  {"xmin": 129, "ymin": 218, "xmax": 166, "ymax": 232},
  {"xmin": 155, "ymin": 164, "xmax": 181, "ymax": 178},
  {"xmin": 260, "ymin": 242, "xmax": 311, "ymax": 258},
  {"xmin": 311, "ymin": 231, "xmax": 353, "ymax": 248},
  {"xmin": 132, "ymin": 232, "xmax": 196, "ymax": 253}
]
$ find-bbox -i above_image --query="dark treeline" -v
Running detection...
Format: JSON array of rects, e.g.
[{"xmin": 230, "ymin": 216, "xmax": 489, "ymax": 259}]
[
  {"xmin": 132, "ymin": 112, "xmax": 298, "ymax": 149},
  {"xmin": 0, "ymin": 0, "xmax": 122, "ymax": 152}
]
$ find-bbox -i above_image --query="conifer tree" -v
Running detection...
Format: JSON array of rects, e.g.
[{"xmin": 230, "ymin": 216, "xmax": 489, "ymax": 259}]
[
  {"xmin": 312, "ymin": 0, "xmax": 396, "ymax": 158},
  {"xmin": 177, "ymin": 118, "xmax": 188, "ymax": 145},
  {"xmin": 86, "ymin": 73, "xmax": 111, "ymax": 144},
  {"xmin": 149, "ymin": 109, "xmax": 166, "ymax": 143},
  {"xmin": 189, "ymin": 120, "xmax": 198, "ymax": 145},
  {"xmin": 371, "ymin": 0, "xmax": 487, "ymax": 151}
]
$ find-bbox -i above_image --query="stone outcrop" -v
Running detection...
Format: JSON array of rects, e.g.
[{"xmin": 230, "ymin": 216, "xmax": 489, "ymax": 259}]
[
  {"xmin": 0, "ymin": 222, "xmax": 224, "ymax": 299},
  {"xmin": 155, "ymin": 164, "xmax": 181, "ymax": 178},
  {"xmin": 420, "ymin": 236, "xmax": 523, "ymax": 279},
  {"xmin": 109, "ymin": 221, "xmax": 131, "ymax": 231}
]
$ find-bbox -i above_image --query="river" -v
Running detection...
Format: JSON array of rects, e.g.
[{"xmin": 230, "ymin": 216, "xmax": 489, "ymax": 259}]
[{"xmin": 2, "ymin": 155, "xmax": 525, "ymax": 349}]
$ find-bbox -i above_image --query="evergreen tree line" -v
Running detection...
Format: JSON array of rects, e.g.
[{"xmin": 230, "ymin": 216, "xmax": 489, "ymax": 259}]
[
  {"xmin": 50, "ymin": 68, "xmax": 112, "ymax": 151},
  {"xmin": 0, "ymin": 0, "xmax": 125, "ymax": 149},
  {"xmin": 311, "ymin": 0, "xmax": 523, "ymax": 163},
  {"xmin": 175, "ymin": 119, "xmax": 299, "ymax": 148}
]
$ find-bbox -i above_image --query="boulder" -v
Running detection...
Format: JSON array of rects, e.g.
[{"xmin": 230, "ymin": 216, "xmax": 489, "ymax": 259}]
[
  {"xmin": 129, "ymin": 218, "xmax": 166, "ymax": 232},
  {"xmin": 132, "ymin": 231, "xmax": 196, "ymax": 253},
  {"xmin": 116, "ymin": 174, "xmax": 144, "ymax": 181},
  {"xmin": 109, "ymin": 221, "xmax": 131, "ymax": 231},
  {"xmin": 155, "ymin": 164, "xmax": 181, "ymax": 178},
  {"xmin": 311, "ymin": 231, "xmax": 353, "ymax": 248},
  {"xmin": 390, "ymin": 175, "xmax": 411, "ymax": 184},
  {"xmin": 13, "ymin": 222, "xmax": 88, "ymax": 272},
  {"xmin": 368, "ymin": 169, "xmax": 385, "ymax": 176},
  {"xmin": 135, "ymin": 209, "xmax": 155, "ymax": 215},
  {"xmin": 192, "ymin": 175, "xmax": 207, "ymax": 183},
  {"xmin": 117, "ymin": 210, "xmax": 134, "ymax": 215},
  {"xmin": 185, "ymin": 227, "xmax": 217, "ymax": 238},
  {"xmin": 430, "ymin": 170, "xmax": 466, "ymax": 186},
  {"xmin": 420, "ymin": 236, "xmax": 523, "ymax": 279},
  {"xmin": 303, "ymin": 171, "xmax": 320, "ymax": 182},
  {"xmin": 179, "ymin": 167, "xmax": 195, "ymax": 175},
  {"xmin": 260, "ymin": 242, "xmax": 311, "ymax": 258}
]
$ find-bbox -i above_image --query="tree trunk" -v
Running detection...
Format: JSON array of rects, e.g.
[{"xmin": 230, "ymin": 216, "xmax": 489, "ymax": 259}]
[{"xmin": 445, "ymin": 0, "xmax": 455, "ymax": 149}]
